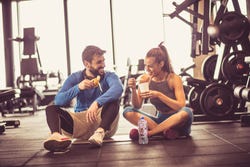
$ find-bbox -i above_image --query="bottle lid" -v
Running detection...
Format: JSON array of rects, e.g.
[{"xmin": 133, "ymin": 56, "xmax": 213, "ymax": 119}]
[{"xmin": 141, "ymin": 116, "xmax": 144, "ymax": 119}]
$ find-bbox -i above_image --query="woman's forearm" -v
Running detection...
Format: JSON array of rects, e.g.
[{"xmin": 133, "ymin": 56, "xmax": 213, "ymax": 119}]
[{"xmin": 131, "ymin": 88, "xmax": 142, "ymax": 108}]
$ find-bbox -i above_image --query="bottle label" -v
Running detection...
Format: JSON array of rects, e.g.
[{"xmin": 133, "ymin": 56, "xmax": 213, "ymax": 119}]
[{"xmin": 138, "ymin": 119, "xmax": 148, "ymax": 144}]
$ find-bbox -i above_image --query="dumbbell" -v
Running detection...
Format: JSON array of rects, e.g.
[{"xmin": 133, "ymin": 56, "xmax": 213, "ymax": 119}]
[
  {"xmin": 241, "ymin": 87, "xmax": 250, "ymax": 101},
  {"xmin": 0, "ymin": 120, "xmax": 20, "ymax": 128},
  {"xmin": 0, "ymin": 122, "xmax": 5, "ymax": 134},
  {"xmin": 234, "ymin": 85, "xmax": 245, "ymax": 99},
  {"xmin": 4, "ymin": 120, "xmax": 20, "ymax": 128}
]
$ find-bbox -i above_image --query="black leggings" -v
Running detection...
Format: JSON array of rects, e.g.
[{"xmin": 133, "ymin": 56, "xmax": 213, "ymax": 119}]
[{"xmin": 45, "ymin": 100, "xmax": 120, "ymax": 134}]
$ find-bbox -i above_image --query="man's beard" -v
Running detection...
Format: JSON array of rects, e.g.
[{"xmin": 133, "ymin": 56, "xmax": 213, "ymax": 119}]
[{"xmin": 89, "ymin": 68, "xmax": 104, "ymax": 77}]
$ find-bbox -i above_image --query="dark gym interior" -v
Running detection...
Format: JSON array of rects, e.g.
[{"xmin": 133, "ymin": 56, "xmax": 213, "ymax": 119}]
[{"xmin": 0, "ymin": 0, "xmax": 250, "ymax": 167}]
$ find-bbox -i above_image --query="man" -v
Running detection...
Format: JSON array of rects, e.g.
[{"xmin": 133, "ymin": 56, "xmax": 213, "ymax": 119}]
[{"xmin": 44, "ymin": 45, "xmax": 123, "ymax": 152}]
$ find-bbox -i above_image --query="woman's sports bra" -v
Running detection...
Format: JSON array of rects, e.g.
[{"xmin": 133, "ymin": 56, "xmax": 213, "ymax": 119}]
[{"xmin": 149, "ymin": 80, "xmax": 176, "ymax": 113}]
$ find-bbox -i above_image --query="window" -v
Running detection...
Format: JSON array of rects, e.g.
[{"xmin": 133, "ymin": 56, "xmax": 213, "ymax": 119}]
[
  {"xmin": 112, "ymin": 0, "xmax": 192, "ymax": 76},
  {"xmin": 112, "ymin": 0, "xmax": 166, "ymax": 76},
  {"xmin": 67, "ymin": 0, "xmax": 192, "ymax": 76},
  {"xmin": 13, "ymin": 0, "xmax": 67, "ymax": 79},
  {"xmin": 0, "ymin": 3, "xmax": 6, "ymax": 88},
  {"xmin": 162, "ymin": 0, "xmax": 193, "ymax": 73},
  {"xmin": 67, "ymin": 0, "xmax": 113, "ymax": 73},
  {"xmin": 11, "ymin": 0, "xmax": 192, "ymax": 80}
]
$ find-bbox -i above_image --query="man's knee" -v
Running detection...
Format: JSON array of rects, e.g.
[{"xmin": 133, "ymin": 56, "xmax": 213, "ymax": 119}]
[
  {"xmin": 45, "ymin": 104, "xmax": 60, "ymax": 113},
  {"xmin": 103, "ymin": 99, "xmax": 120, "ymax": 112}
]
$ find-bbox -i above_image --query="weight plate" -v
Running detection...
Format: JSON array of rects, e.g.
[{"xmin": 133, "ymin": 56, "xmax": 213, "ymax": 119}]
[
  {"xmin": 221, "ymin": 51, "xmax": 249, "ymax": 83},
  {"xmin": 187, "ymin": 86, "xmax": 204, "ymax": 114},
  {"xmin": 201, "ymin": 54, "xmax": 218, "ymax": 82},
  {"xmin": 200, "ymin": 83, "xmax": 236, "ymax": 118},
  {"xmin": 216, "ymin": 12, "xmax": 249, "ymax": 44}
]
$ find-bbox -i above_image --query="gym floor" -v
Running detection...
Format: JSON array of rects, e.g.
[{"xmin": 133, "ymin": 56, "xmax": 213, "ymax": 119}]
[{"xmin": 1, "ymin": 105, "xmax": 250, "ymax": 167}]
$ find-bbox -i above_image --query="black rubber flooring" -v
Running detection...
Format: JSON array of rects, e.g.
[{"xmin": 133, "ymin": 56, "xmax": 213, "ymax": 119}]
[{"xmin": 1, "ymin": 108, "xmax": 250, "ymax": 167}]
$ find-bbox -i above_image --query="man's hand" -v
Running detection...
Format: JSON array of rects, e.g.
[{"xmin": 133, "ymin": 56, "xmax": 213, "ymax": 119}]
[
  {"xmin": 78, "ymin": 79, "xmax": 95, "ymax": 90},
  {"xmin": 86, "ymin": 101, "xmax": 99, "ymax": 123},
  {"xmin": 78, "ymin": 75, "xmax": 101, "ymax": 90},
  {"xmin": 78, "ymin": 79, "xmax": 94, "ymax": 90}
]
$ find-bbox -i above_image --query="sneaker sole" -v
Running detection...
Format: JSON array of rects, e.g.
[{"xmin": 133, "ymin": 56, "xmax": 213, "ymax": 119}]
[
  {"xmin": 88, "ymin": 138, "xmax": 102, "ymax": 146},
  {"xmin": 44, "ymin": 140, "xmax": 71, "ymax": 152}
]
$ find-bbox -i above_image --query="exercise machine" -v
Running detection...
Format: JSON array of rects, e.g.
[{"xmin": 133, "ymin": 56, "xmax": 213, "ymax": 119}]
[
  {"xmin": 0, "ymin": 27, "xmax": 62, "ymax": 117},
  {"xmin": 166, "ymin": 0, "xmax": 250, "ymax": 121},
  {"xmin": 0, "ymin": 89, "xmax": 21, "ymax": 134},
  {"xmin": 120, "ymin": 58, "xmax": 145, "ymax": 108}
]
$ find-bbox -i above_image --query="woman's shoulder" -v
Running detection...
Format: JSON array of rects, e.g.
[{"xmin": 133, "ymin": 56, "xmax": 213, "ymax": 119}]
[
  {"xmin": 170, "ymin": 73, "xmax": 181, "ymax": 79},
  {"xmin": 168, "ymin": 73, "xmax": 182, "ymax": 85}
]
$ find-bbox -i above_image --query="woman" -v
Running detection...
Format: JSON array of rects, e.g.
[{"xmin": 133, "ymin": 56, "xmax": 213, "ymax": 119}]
[{"xmin": 123, "ymin": 42, "xmax": 193, "ymax": 140}]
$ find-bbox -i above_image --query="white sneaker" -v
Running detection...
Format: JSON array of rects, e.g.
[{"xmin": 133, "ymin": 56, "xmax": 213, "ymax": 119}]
[
  {"xmin": 43, "ymin": 132, "xmax": 72, "ymax": 152},
  {"xmin": 88, "ymin": 129, "xmax": 105, "ymax": 146}
]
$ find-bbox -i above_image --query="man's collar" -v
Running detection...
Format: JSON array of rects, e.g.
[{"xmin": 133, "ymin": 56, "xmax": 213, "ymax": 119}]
[{"xmin": 82, "ymin": 69, "xmax": 105, "ymax": 80}]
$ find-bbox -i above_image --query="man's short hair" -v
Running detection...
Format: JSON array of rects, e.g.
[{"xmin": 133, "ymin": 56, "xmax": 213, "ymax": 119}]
[{"xmin": 82, "ymin": 45, "xmax": 106, "ymax": 62}]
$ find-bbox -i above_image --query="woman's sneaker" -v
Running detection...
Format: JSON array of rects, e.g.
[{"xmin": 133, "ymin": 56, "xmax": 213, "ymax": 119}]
[
  {"xmin": 129, "ymin": 128, "xmax": 139, "ymax": 141},
  {"xmin": 43, "ymin": 132, "xmax": 72, "ymax": 152}
]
